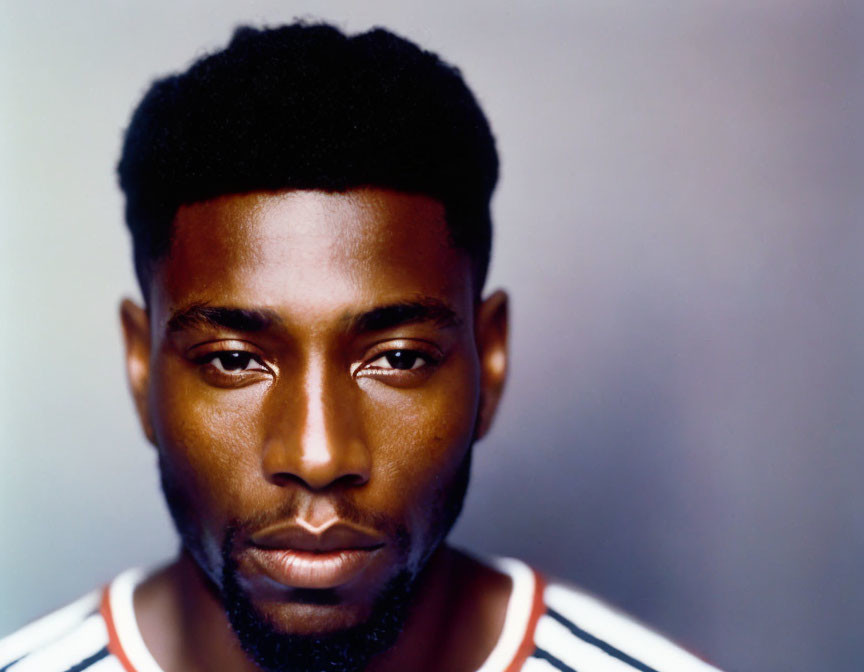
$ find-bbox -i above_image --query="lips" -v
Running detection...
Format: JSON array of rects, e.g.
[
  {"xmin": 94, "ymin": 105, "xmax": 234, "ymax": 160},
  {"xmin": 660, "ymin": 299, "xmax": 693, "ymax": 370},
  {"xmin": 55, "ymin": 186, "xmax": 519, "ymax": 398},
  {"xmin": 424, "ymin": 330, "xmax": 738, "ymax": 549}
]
[{"xmin": 246, "ymin": 520, "xmax": 386, "ymax": 590}]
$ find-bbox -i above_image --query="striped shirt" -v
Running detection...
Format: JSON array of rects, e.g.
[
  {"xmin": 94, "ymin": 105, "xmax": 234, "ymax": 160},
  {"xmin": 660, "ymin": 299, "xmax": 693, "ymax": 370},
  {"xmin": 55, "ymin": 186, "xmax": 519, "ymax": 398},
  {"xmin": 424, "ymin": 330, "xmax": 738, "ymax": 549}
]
[{"xmin": 0, "ymin": 558, "xmax": 722, "ymax": 672}]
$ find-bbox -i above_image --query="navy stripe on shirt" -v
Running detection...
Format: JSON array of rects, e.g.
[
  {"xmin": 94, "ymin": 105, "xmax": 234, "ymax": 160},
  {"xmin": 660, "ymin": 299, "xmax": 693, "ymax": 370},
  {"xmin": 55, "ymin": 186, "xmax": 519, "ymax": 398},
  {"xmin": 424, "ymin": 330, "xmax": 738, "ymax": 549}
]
[
  {"xmin": 0, "ymin": 656, "xmax": 23, "ymax": 672},
  {"xmin": 533, "ymin": 646, "xmax": 579, "ymax": 672},
  {"xmin": 547, "ymin": 607, "xmax": 659, "ymax": 672},
  {"xmin": 62, "ymin": 646, "xmax": 110, "ymax": 672}
]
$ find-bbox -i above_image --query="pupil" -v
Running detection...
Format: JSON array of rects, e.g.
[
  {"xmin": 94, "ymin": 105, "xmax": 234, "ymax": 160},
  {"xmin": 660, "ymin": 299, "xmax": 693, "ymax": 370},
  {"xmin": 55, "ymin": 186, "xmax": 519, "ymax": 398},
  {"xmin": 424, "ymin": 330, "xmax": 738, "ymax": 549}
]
[
  {"xmin": 386, "ymin": 350, "xmax": 417, "ymax": 370},
  {"xmin": 220, "ymin": 352, "xmax": 250, "ymax": 371}
]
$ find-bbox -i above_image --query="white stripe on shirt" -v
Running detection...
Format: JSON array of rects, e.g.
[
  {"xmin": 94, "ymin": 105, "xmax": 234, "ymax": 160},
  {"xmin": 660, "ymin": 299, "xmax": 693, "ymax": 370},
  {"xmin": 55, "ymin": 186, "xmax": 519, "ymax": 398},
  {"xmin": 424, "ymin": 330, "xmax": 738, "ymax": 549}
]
[
  {"xmin": 6, "ymin": 614, "xmax": 107, "ymax": 672},
  {"xmin": 474, "ymin": 557, "xmax": 537, "ymax": 672},
  {"xmin": 523, "ymin": 655, "xmax": 568, "ymax": 672},
  {"xmin": 0, "ymin": 590, "xmax": 100, "ymax": 668},
  {"xmin": 545, "ymin": 583, "xmax": 720, "ymax": 672}
]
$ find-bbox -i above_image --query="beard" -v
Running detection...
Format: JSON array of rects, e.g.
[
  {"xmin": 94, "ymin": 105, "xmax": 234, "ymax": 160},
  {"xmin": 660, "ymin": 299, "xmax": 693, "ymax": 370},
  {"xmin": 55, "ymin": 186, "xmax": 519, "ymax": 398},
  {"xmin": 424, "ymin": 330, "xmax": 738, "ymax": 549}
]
[
  {"xmin": 221, "ymin": 528, "xmax": 416, "ymax": 672},
  {"xmin": 158, "ymin": 445, "xmax": 473, "ymax": 672}
]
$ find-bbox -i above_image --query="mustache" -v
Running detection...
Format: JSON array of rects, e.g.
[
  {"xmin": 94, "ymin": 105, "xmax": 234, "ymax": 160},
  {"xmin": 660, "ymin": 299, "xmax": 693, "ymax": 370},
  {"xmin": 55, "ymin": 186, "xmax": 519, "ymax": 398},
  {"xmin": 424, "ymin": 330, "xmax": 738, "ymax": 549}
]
[{"xmin": 223, "ymin": 496, "xmax": 408, "ymax": 551}]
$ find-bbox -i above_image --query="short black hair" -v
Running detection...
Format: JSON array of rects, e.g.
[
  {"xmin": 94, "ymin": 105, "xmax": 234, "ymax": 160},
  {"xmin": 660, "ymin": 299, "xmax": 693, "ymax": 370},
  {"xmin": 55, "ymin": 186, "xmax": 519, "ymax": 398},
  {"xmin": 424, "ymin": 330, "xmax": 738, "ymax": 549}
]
[{"xmin": 118, "ymin": 22, "xmax": 498, "ymax": 297}]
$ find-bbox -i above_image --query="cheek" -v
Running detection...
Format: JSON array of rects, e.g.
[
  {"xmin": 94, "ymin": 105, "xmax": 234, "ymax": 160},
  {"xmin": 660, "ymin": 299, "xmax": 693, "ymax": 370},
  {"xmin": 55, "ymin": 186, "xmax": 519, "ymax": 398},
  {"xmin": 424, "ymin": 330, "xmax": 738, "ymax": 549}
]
[
  {"xmin": 149, "ymin": 360, "xmax": 266, "ymax": 520},
  {"xmin": 359, "ymin": 359, "xmax": 480, "ymax": 511}
]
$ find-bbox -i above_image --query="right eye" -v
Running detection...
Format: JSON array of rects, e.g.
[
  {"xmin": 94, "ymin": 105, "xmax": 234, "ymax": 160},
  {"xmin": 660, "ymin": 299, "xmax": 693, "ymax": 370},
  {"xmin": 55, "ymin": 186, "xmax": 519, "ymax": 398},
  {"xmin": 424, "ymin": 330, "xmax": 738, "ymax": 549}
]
[{"xmin": 200, "ymin": 351, "xmax": 268, "ymax": 373}]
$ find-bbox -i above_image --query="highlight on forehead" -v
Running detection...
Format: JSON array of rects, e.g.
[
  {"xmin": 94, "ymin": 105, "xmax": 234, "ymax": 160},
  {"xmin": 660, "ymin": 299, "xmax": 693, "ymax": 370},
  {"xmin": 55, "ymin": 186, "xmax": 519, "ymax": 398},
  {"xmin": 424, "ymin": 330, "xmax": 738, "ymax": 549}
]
[{"xmin": 165, "ymin": 297, "xmax": 462, "ymax": 335}]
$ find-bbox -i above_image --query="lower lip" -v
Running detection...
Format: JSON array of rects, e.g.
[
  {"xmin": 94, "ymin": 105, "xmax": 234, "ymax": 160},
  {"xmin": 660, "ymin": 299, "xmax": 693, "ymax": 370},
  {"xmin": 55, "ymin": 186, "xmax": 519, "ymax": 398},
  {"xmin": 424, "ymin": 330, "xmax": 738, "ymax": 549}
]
[{"xmin": 248, "ymin": 547, "xmax": 382, "ymax": 590}]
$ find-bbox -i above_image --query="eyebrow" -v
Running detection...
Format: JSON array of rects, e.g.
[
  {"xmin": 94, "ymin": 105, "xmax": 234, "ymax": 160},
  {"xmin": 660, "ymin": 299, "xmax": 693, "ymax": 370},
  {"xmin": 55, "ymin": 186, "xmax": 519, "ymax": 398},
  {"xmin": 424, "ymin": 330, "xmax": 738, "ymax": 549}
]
[
  {"xmin": 167, "ymin": 303, "xmax": 282, "ymax": 333},
  {"xmin": 348, "ymin": 298, "xmax": 462, "ymax": 333},
  {"xmin": 166, "ymin": 298, "xmax": 462, "ymax": 335}
]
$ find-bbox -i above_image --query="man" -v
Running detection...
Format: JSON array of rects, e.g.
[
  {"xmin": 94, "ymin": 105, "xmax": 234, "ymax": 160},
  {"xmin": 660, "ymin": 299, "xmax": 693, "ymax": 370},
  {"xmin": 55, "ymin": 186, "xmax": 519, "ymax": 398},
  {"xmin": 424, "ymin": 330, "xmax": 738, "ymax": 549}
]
[{"xmin": 0, "ymin": 22, "xmax": 721, "ymax": 672}]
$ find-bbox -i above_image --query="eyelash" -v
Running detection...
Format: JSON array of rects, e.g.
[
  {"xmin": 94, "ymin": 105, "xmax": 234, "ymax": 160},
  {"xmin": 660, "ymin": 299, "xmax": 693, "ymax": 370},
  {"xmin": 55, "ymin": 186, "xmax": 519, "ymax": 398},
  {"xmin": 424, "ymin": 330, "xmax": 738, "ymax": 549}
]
[
  {"xmin": 190, "ymin": 345, "xmax": 441, "ymax": 384},
  {"xmin": 196, "ymin": 351, "xmax": 269, "ymax": 374},
  {"xmin": 359, "ymin": 349, "xmax": 438, "ymax": 375}
]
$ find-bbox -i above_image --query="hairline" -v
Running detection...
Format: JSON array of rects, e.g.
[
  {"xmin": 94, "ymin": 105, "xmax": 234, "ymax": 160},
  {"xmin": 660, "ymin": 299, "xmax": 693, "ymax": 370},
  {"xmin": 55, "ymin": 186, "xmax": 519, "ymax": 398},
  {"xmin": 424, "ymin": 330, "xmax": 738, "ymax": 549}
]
[{"xmin": 135, "ymin": 186, "xmax": 487, "ymax": 305}]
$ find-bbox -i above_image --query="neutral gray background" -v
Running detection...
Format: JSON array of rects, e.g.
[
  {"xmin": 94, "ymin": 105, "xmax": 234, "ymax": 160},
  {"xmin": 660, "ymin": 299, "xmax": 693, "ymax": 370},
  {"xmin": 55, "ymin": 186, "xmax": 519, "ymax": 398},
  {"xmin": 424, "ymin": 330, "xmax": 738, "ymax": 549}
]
[{"xmin": 2, "ymin": 2, "xmax": 862, "ymax": 671}]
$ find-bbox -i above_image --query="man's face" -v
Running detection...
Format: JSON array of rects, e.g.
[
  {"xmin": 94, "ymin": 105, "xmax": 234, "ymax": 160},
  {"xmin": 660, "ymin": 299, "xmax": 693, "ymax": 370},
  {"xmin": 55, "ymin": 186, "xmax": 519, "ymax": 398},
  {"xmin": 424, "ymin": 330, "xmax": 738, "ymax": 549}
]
[{"xmin": 122, "ymin": 188, "xmax": 507, "ymax": 646}]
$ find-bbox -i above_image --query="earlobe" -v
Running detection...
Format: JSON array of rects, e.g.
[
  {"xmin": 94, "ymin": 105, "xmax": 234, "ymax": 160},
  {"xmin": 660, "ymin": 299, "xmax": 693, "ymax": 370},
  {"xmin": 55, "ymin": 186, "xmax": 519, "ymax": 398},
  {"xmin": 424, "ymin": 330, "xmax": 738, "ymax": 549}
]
[
  {"xmin": 474, "ymin": 290, "xmax": 509, "ymax": 441},
  {"xmin": 120, "ymin": 298, "xmax": 156, "ymax": 445}
]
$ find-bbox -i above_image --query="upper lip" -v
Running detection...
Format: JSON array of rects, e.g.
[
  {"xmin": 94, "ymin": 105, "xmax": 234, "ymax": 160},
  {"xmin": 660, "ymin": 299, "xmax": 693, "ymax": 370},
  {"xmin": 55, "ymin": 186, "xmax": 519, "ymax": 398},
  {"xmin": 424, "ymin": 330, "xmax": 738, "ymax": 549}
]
[{"xmin": 249, "ymin": 520, "xmax": 386, "ymax": 553}]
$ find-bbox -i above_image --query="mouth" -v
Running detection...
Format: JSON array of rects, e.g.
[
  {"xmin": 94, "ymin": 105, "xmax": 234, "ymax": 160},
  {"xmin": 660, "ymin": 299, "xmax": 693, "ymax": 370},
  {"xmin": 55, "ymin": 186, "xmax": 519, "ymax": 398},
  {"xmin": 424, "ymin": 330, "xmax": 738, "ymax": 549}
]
[
  {"xmin": 247, "ymin": 547, "xmax": 384, "ymax": 590},
  {"xmin": 246, "ymin": 520, "xmax": 387, "ymax": 590}
]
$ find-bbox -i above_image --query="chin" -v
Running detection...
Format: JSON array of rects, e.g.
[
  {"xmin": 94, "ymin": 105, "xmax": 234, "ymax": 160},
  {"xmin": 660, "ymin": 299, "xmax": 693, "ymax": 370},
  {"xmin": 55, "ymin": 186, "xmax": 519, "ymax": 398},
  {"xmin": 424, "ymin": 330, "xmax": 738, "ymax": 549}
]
[
  {"xmin": 221, "ymin": 556, "xmax": 417, "ymax": 672},
  {"xmin": 251, "ymin": 594, "xmax": 376, "ymax": 636}
]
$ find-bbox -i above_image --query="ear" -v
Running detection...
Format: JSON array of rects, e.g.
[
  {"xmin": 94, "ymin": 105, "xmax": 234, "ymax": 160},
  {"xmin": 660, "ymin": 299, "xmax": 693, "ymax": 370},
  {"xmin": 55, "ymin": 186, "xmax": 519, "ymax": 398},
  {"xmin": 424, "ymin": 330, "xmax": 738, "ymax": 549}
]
[
  {"xmin": 120, "ymin": 298, "xmax": 156, "ymax": 445},
  {"xmin": 474, "ymin": 289, "xmax": 509, "ymax": 440}
]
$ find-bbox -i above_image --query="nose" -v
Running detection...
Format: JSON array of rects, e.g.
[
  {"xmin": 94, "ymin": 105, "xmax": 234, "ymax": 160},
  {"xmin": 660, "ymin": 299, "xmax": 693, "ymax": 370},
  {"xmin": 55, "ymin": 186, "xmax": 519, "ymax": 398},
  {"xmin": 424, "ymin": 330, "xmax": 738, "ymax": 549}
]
[{"xmin": 261, "ymin": 358, "xmax": 371, "ymax": 491}]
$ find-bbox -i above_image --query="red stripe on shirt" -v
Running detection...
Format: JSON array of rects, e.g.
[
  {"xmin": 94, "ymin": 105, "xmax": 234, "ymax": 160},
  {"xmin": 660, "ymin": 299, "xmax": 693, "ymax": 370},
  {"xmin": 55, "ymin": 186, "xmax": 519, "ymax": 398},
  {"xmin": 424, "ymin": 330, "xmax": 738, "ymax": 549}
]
[
  {"xmin": 100, "ymin": 586, "xmax": 139, "ymax": 672},
  {"xmin": 503, "ymin": 569, "xmax": 547, "ymax": 672}
]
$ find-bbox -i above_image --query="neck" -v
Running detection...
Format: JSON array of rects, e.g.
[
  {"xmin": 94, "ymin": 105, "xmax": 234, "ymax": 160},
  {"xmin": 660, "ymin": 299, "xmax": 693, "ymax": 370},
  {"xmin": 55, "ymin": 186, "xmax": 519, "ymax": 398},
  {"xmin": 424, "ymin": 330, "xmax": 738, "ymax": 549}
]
[
  {"xmin": 367, "ymin": 547, "xmax": 512, "ymax": 672},
  {"xmin": 133, "ymin": 545, "xmax": 510, "ymax": 672},
  {"xmin": 135, "ymin": 550, "xmax": 258, "ymax": 672}
]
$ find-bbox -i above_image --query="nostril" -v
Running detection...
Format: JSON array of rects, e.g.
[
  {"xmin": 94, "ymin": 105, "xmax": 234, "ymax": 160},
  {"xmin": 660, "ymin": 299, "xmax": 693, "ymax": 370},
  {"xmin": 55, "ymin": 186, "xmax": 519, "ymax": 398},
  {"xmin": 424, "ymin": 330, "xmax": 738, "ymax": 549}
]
[
  {"xmin": 268, "ymin": 472, "xmax": 311, "ymax": 489},
  {"xmin": 265, "ymin": 467, "xmax": 368, "ymax": 491},
  {"xmin": 335, "ymin": 472, "xmax": 368, "ymax": 488}
]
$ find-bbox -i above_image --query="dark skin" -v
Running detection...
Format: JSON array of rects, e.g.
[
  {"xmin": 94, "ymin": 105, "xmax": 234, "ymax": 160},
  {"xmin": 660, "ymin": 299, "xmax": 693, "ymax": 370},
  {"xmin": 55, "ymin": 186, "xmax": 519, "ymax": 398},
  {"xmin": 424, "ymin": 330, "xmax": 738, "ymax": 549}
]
[{"xmin": 121, "ymin": 187, "xmax": 511, "ymax": 672}]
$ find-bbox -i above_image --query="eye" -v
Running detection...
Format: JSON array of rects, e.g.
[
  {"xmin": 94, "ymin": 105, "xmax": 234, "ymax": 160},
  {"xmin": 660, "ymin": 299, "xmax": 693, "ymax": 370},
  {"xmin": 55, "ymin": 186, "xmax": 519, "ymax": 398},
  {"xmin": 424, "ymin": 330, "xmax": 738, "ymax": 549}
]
[
  {"xmin": 367, "ymin": 350, "xmax": 429, "ymax": 371},
  {"xmin": 356, "ymin": 346, "xmax": 442, "ymax": 386},
  {"xmin": 203, "ymin": 351, "xmax": 268, "ymax": 373}
]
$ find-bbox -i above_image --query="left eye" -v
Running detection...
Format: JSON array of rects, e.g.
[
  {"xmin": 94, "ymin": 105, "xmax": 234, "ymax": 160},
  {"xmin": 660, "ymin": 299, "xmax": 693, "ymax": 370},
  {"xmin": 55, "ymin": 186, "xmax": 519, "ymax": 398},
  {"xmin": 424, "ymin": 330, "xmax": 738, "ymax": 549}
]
[
  {"xmin": 367, "ymin": 350, "xmax": 428, "ymax": 371},
  {"xmin": 205, "ymin": 352, "xmax": 267, "ymax": 373}
]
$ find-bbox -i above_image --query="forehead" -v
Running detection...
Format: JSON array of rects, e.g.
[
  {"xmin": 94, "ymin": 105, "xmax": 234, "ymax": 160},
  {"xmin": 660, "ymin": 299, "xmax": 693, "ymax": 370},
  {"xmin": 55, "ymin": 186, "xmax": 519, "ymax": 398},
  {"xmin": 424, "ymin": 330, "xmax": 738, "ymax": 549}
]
[{"xmin": 150, "ymin": 188, "xmax": 473, "ymax": 324}]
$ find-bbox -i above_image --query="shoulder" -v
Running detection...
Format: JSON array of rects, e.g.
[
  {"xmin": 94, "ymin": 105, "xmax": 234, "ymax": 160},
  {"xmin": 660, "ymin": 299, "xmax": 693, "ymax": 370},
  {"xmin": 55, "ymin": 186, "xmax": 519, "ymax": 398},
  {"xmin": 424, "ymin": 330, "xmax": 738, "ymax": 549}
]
[
  {"xmin": 477, "ymin": 556, "xmax": 724, "ymax": 672},
  {"xmin": 0, "ymin": 587, "xmax": 124, "ymax": 672},
  {"xmin": 524, "ymin": 575, "xmax": 724, "ymax": 672}
]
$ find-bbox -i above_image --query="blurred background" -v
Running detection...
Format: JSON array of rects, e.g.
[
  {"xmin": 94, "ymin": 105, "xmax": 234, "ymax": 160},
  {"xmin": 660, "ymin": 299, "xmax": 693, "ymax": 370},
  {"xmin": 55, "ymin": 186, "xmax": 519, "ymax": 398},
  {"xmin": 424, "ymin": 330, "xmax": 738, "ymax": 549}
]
[{"xmin": 2, "ymin": 1, "xmax": 862, "ymax": 670}]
